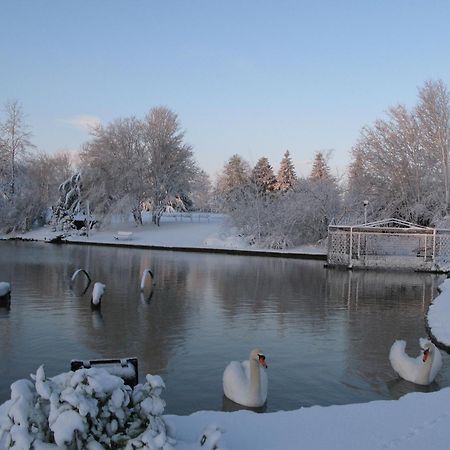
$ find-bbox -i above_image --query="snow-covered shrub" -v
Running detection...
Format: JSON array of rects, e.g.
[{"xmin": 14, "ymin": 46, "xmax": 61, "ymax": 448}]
[{"xmin": 0, "ymin": 366, "xmax": 175, "ymax": 450}]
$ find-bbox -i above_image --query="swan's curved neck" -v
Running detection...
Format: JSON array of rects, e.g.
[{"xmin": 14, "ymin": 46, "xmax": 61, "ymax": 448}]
[
  {"xmin": 249, "ymin": 358, "xmax": 261, "ymax": 395},
  {"xmin": 417, "ymin": 350, "xmax": 434, "ymax": 384}
]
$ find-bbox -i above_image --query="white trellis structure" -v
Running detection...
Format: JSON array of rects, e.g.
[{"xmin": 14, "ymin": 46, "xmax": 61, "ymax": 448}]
[{"xmin": 327, "ymin": 218, "xmax": 450, "ymax": 272}]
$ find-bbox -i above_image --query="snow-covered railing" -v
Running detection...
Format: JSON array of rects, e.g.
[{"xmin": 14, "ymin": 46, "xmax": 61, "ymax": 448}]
[{"xmin": 327, "ymin": 220, "xmax": 450, "ymax": 272}]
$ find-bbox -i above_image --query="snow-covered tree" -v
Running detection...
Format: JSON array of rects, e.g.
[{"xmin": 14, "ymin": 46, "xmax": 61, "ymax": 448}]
[
  {"xmin": 309, "ymin": 151, "xmax": 332, "ymax": 181},
  {"xmin": 251, "ymin": 156, "xmax": 277, "ymax": 193},
  {"xmin": 80, "ymin": 116, "xmax": 148, "ymax": 225},
  {"xmin": 215, "ymin": 154, "xmax": 251, "ymax": 211},
  {"xmin": 416, "ymin": 80, "xmax": 450, "ymax": 212},
  {"xmin": 0, "ymin": 102, "xmax": 72, "ymax": 233},
  {"xmin": 80, "ymin": 107, "xmax": 199, "ymax": 226},
  {"xmin": 0, "ymin": 100, "xmax": 33, "ymax": 200},
  {"xmin": 190, "ymin": 169, "xmax": 213, "ymax": 211},
  {"xmin": 276, "ymin": 150, "xmax": 297, "ymax": 191},
  {"xmin": 142, "ymin": 107, "xmax": 199, "ymax": 225},
  {"xmin": 347, "ymin": 80, "xmax": 450, "ymax": 225}
]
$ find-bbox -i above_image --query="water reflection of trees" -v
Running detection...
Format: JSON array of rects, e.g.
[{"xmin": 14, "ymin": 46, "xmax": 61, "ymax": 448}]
[{"xmin": 211, "ymin": 257, "xmax": 333, "ymax": 331}]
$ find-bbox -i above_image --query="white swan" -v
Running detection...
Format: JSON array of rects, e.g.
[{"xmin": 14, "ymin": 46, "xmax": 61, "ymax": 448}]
[
  {"xmin": 91, "ymin": 282, "xmax": 106, "ymax": 308},
  {"xmin": 223, "ymin": 349, "xmax": 268, "ymax": 407},
  {"xmin": 0, "ymin": 282, "xmax": 11, "ymax": 298},
  {"xmin": 389, "ymin": 338, "xmax": 442, "ymax": 385}
]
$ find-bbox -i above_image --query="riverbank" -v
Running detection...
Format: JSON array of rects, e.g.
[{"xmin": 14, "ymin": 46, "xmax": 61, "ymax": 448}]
[
  {"xmin": 427, "ymin": 278, "xmax": 450, "ymax": 353},
  {"xmin": 1, "ymin": 213, "xmax": 327, "ymax": 259}
]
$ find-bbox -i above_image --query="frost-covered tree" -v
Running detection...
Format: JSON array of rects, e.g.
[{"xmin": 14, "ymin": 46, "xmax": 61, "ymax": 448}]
[
  {"xmin": 0, "ymin": 100, "xmax": 33, "ymax": 200},
  {"xmin": 0, "ymin": 151, "xmax": 73, "ymax": 233},
  {"xmin": 190, "ymin": 169, "xmax": 213, "ymax": 211},
  {"xmin": 416, "ymin": 80, "xmax": 450, "ymax": 211},
  {"xmin": 80, "ymin": 107, "xmax": 199, "ymax": 226},
  {"xmin": 142, "ymin": 107, "xmax": 199, "ymax": 225},
  {"xmin": 309, "ymin": 151, "xmax": 332, "ymax": 181},
  {"xmin": 80, "ymin": 116, "xmax": 148, "ymax": 225},
  {"xmin": 215, "ymin": 154, "xmax": 251, "ymax": 211},
  {"xmin": 276, "ymin": 150, "xmax": 297, "ymax": 191},
  {"xmin": 347, "ymin": 80, "xmax": 450, "ymax": 225},
  {"xmin": 251, "ymin": 156, "xmax": 277, "ymax": 193},
  {"xmin": 0, "ymin": 102, "xmax": 72, "ymax": 233}
]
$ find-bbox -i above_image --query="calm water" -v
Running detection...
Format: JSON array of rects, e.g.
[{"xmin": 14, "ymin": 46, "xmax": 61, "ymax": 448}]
[{"xmin": 0, "ymin": 241, "xmax": 449, "ymax": 415}]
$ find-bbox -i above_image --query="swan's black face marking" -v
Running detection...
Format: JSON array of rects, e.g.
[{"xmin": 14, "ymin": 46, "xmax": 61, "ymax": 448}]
[
  {"xmin": 200, "ymin": 435, "xmax": 207, "ymax": 446},
  {"xmin": 258, "ymin": 353, "xmax": 268, "ymax": 368}
]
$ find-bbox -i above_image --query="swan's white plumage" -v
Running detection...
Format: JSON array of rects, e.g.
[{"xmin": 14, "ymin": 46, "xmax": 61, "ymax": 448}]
[
  {"xmin": 389, "ymin": 339, "xmax": 442, "ymax": 385},
  {"xmin": 91, "ymin": 282, "xmax": 106, "ymax": 306},
  {"xmin": 0, "ymin": 282, "xmax": 11, "ymax": 297},
  {"xmin": 223, "ymin": 349, "xmax": 268, "ymax": 407}
]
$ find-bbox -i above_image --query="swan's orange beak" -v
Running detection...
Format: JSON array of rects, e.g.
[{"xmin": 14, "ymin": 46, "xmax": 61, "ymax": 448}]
[
  {"xmin": 422, "ymin": 348, "xmax": 429, "ymax": 362},
  {"xmin": 258, "ymin": 355, "xmax": 268, "ymax": 368}
]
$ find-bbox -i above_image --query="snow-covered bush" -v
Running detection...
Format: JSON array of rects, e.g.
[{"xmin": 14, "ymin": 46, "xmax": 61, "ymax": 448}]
[{"xmin": 0, "ymin": 366, "xmax": 175, "ymax": 450}]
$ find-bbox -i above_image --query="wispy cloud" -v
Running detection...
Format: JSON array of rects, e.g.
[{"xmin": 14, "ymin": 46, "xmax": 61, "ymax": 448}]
[{"xmin": 61, "ymin": 115, "xmax": 101, "ymax": 131}]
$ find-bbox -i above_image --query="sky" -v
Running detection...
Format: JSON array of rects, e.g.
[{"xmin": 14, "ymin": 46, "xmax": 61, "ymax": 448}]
[{"xmin": 1, "ymin": 1, "xmax": 450, "ymax": 179}]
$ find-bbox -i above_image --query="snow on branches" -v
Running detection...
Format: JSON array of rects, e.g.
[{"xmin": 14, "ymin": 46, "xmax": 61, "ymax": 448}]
[{"xmin": 0, "ymin": 366, "xmax": 175, "ymax": 450}]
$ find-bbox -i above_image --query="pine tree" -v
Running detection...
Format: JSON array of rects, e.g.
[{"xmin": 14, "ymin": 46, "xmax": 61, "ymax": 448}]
[
  {"xmin": 309, "ymin": 151, "xmax": 331, "ymax": 181},
  {"xmin": 217, "ymin": 154, "xmax": 250, "ymax": 193},
  {"xmin": 251, "ymin": 157, "xmax": 277, "ymax": 193},
  {"xmin": 276, "ymin": 150, "xmax": 297, "ymax": 191}
]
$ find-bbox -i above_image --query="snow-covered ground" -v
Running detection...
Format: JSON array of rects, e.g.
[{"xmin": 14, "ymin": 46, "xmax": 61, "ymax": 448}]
[
  {"xmin": 168, "ymin": 388, "xmax": 450, "ymax": 450},
  {"xmin": 1, "ymin": 213, "xmax": 326, "ymax": 256},
  {"xmin": 3, "ymin": 214, "xmax": 450, "ymax": 449}
]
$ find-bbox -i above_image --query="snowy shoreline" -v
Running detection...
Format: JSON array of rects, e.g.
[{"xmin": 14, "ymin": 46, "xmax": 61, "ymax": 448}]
[
  {"xmin": 1, "ymin": 213, "xmax": 327, "ymax": 260},
  {"xmin": 427, "ymin": 278, "xmax": 450, "ymax": 353}
]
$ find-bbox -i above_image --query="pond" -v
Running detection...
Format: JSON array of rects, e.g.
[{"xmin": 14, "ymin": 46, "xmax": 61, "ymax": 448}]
[{"xmin": 0, "ymin": 240, "xmax": 449, "ymax": 415}]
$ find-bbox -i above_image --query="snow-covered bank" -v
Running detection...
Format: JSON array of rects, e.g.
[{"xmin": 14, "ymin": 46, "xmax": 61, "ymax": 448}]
[
  {"xmin": 2, "ymin": 366, "xmax": 450, "ymax": 450},
  {"xmin": 168, "ymin": 388, "xmax": 450, "ymax": 450},
  {"xmin": 427, "ymin": 278, "xmax": 450, "ymax": 350},
  {"xmin": 1, "ymin": 213, "xmax": 326, "ymax": 258}
]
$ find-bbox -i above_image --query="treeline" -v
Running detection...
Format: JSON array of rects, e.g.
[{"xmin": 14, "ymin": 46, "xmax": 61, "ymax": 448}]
[
  {"xmin": 213, "ymin": 150, "xmax": 340, "ymax": 248},
  {"xmin": 1, "ymin": 79, "xmax": 449, "ymax": 247}
]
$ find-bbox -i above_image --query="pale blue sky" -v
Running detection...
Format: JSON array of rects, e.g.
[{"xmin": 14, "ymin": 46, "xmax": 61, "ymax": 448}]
[{"xmin": 1, "ymin": 0, "xmax": 450, "ymax": 178}]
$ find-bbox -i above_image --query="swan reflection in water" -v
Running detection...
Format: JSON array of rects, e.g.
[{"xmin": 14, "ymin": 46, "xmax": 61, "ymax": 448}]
[
  {"xmin": 386, "ymin": 377, "xmax": 440, "ymax": 400},
  {"xmin": 91, "ymin": 309, "xmax": 104, "ymax": 329},
  {"xmin": 222, "ymin": 394, "xmax": 267, "ymax": 413}
]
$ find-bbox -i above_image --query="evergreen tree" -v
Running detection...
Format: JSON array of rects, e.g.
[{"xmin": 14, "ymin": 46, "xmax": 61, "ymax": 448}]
[
  {"xmin": 251, "ymin": 156, "xmax": 277, "ymax": 193},
  {"xmin": 217, "ymin": 154, "xmax": 250, "ymax": 193},
  {"xmin": 309, "ymin": 151, "xmax": 331, "ymax": 180},
  {"xmin": 276, "ymin": 150, "xmax": 297, "ymax": 191},
  {"xmin": 215, "ymin": 154, "xmax": 250, "ymax": 211}
]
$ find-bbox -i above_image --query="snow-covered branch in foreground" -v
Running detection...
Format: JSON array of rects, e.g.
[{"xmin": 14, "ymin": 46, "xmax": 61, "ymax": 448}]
[{"xmin": 0, "ymin": 366, "xmax": 175, "ymax": 449}]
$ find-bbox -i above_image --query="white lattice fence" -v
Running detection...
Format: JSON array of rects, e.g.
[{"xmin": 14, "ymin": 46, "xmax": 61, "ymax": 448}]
[{"xmin": 328, "ymin": 225, "xmax": 450, "ymax": 271}]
